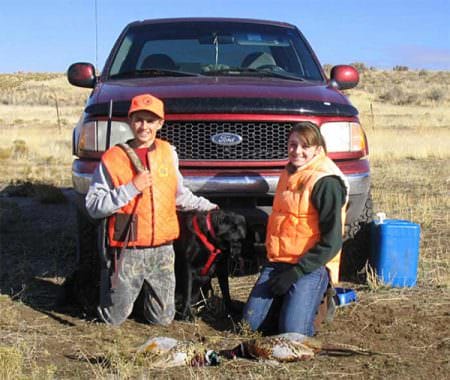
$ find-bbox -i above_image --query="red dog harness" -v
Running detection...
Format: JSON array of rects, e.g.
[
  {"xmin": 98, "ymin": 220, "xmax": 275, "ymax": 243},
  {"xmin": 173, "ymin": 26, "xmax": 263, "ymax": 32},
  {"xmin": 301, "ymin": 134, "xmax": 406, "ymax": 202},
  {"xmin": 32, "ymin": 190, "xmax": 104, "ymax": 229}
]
[{"xmin": 192, "ymin": 212, "xmax": 222, "ymax": 276}]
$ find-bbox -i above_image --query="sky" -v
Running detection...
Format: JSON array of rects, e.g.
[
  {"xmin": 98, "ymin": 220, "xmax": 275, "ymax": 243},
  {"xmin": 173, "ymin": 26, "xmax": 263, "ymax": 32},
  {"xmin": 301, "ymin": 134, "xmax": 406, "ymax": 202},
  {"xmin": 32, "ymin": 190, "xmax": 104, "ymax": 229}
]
[{"xmin": 1, "ymin": 0, "xmax": 449, "ymax": 73}]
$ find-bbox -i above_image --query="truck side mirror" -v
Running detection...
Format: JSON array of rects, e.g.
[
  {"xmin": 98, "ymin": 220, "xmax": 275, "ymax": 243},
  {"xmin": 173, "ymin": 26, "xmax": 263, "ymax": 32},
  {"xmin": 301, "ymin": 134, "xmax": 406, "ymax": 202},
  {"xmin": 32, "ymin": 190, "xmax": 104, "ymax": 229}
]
[
  {"xmin": 67, "ymin": 62, "xmax": 97, "ymax": 88},
  {"xmin": 329, "ymin": 65, "xmax": 359, "ymax": 90}
]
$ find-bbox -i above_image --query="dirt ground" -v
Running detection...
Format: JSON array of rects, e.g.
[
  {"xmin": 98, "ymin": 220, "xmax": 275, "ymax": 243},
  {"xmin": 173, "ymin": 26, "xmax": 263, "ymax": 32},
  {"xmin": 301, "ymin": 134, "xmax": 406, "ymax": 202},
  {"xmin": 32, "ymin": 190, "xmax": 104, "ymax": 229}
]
[{"xmin": 0, "ymin": 187, "xmax": 449, "ymax": 379}]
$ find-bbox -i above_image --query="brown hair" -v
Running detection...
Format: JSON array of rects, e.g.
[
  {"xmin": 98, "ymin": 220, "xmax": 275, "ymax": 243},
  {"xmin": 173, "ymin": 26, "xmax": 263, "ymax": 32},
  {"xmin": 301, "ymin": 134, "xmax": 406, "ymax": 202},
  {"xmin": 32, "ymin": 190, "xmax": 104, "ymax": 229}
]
[{"xmin": 288, "ymin": 122, "xmax": 327, "ymax": 153}]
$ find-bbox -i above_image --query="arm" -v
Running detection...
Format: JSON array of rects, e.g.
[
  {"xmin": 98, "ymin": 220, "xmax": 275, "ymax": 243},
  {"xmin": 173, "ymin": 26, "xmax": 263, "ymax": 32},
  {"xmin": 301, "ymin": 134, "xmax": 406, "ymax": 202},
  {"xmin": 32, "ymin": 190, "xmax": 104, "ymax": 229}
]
[
  {"xmin": 171, "ymin": 147, "xmax": 218, "ymax": 211},
  {"xmin": 295, "ymin": 175, "xmax": 347, "ymax": 275},
  {"xmin": 85, "ymin": 162, "xmax": 141, "ymax": 219}
]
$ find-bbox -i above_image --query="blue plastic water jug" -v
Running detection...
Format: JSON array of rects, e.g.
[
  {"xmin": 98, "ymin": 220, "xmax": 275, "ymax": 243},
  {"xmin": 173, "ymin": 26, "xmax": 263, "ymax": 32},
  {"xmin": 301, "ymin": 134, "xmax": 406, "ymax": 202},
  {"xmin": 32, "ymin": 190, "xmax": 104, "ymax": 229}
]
[{"xmin": 370, "ymin": 213, "xmax": 421, "ymax": 287}]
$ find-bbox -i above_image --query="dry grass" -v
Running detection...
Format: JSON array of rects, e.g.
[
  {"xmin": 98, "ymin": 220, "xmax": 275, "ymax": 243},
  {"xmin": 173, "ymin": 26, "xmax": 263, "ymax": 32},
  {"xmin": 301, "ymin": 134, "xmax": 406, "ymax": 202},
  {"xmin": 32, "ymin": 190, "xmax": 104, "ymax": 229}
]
[
  {"xmin": 0, "ymin": 73, "xmax": 87, "ymax": 187},
  {"xmin": 355, "ymin": 69, "xmax": 450, "ymax": 106},
  {"xmin": 370, "ymin": 158, "xmax": 449, "ymax": 288},
  {"xmin": 0, "ymin": 345, "xmax": 23, "ymax": 379},
  {"xmin": 0, "ymin": 125, "xmax": 73, "ymax": 187},
  {"xmin": 0, "ymin": 73, "xmax": 88, "ymax": 107},
  {"xmin": 366, "ymin": 127, "xmax": 449, "ymax": 160},
  {"xmin": 0, "ymin": 69, "xmax": 449, "ymax": 378},
  {"xmin": 350, "ymin": 70, "xmax": 450, "ymax": 161}
]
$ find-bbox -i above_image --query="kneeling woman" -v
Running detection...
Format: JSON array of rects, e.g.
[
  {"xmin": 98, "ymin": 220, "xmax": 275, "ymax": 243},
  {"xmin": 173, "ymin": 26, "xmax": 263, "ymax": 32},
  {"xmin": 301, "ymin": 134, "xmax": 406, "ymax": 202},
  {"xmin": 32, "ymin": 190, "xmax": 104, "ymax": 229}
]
[{"xmin": 243, "ymin": 122, "xmax": 348, "ymax": 336}]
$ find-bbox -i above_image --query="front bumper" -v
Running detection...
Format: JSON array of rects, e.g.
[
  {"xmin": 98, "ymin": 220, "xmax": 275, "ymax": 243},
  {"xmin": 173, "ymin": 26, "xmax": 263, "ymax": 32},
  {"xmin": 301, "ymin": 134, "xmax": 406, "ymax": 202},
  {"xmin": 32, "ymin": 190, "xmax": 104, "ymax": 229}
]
[{"xmin": 72, "ymin": 158, "xmax": 370, "ymax": 225}]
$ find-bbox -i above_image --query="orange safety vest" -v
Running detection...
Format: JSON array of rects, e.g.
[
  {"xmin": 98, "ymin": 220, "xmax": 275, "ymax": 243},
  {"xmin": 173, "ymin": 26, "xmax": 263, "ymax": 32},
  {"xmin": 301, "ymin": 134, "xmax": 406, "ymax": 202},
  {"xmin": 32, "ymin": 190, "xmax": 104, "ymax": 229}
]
[
  {"xmin": 101, "ymin": 139, "xmax": 180, "ymax": 248},
  {"xmin": 266, "ymin": 152, "xmax": 348, "ymax": 284}
]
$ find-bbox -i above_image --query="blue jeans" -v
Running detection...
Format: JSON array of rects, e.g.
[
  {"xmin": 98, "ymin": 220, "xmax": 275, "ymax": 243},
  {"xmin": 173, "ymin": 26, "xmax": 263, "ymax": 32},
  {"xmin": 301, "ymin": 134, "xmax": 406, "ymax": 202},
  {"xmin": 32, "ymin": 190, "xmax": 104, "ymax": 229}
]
[{"xmin": 243, "ymin": 264, "xmax": 329, "ymax": 336}]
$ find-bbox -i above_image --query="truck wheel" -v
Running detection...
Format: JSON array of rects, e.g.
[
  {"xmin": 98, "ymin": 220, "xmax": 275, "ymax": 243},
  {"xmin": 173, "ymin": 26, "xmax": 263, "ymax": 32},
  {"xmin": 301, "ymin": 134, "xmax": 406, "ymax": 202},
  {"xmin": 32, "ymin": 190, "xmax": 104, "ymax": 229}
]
[
  {"xmin": 340, "ymin": 192, "xmax": 374, "ymax": 282},
  {"xmin": 63, "ymin": 209, "xmax": 100, "ymax": 315}
]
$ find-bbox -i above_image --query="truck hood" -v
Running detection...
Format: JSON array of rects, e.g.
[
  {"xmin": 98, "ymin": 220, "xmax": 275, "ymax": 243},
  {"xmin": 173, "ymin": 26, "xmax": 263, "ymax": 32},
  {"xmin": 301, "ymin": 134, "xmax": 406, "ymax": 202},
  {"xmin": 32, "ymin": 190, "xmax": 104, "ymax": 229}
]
[{"xmin": 86, "ymin": 76, "xmax": 358, "ymax": 117}]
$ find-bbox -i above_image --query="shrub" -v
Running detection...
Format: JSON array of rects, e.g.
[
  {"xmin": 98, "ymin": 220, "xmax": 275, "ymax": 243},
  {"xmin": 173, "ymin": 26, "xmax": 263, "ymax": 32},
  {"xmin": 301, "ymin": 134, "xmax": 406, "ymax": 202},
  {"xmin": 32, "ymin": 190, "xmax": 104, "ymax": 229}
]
[
  {"xmin": 12, "ymin": 139, "xmax": 29, "ymax": 158},
  {"xmin": 13, "ymin": 118, "xmax": 24, "ymax": 125},
  {"xmin": 393, "ymin": 65, "xmax": 409, "ymax": 71},
  {"xmin": 350, "ymin": 62, "xmax": 369, "ymax": 72},
  {"xmin": 425, "ymin": 88, "xmax": 445, "ymax": 103},
  {"xmin": 378, "ymin": 86, "xmax": 418, "ymax": 105}
]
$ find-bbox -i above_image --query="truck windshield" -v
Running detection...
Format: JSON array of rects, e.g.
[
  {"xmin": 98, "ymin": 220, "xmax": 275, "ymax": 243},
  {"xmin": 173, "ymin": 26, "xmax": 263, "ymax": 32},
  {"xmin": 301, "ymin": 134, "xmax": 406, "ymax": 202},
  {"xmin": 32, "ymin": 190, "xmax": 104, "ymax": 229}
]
[{"xmin": 108, "ymin": 21, "xmax": 324, "ymax": 81}]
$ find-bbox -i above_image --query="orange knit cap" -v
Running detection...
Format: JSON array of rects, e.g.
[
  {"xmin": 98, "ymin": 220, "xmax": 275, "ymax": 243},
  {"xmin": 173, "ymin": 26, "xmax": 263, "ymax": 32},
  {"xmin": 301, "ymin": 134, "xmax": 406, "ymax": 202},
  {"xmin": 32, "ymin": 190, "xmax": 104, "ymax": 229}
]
[{"xmin": 128, "ymin": 93, "xmax": 164, "ymax": 119}]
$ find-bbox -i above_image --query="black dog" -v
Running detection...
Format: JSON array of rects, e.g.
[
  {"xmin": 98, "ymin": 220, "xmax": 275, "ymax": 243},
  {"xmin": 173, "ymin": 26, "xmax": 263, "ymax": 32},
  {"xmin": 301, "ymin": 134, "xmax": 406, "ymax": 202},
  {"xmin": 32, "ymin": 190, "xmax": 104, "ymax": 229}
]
[{"xmin": 174, "ymin": 209, "xmax": 247, "ymax": 320}]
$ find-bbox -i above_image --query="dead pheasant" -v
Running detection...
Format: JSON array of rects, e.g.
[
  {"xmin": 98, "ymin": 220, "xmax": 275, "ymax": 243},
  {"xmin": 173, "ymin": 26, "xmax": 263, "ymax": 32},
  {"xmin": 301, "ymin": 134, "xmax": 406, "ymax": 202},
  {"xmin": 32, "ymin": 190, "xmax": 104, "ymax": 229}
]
[
  {"xmin": 135, "ymin": 337, "xmax": 219, "ymax": 368},
  {"xmin": 133, "ymin": 333, "xmax": 373, "ymax": 367},
  {"xmin": 220, "ymin": 332, "xmax": 372, "ymax": 362}
]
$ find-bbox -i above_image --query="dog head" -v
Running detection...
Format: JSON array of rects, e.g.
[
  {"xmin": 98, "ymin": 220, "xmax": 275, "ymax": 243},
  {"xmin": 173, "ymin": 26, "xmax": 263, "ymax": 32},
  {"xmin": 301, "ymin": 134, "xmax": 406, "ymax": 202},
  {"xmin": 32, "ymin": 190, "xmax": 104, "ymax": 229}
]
[{"xmin": 209, "ymin": 210, "xmax": 247, "ymax": 259}]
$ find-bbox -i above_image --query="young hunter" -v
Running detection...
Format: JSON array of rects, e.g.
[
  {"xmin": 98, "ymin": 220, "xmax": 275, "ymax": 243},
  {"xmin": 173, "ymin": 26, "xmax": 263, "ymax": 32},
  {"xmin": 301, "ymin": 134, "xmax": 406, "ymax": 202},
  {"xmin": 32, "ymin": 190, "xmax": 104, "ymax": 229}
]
[
  {"xmin": 85, "ymin": 93, "xmax": 217, "ymax": 326},
  {"xmin": 243, "ymin": 122, "xmax": 349, "ymax": 336}
]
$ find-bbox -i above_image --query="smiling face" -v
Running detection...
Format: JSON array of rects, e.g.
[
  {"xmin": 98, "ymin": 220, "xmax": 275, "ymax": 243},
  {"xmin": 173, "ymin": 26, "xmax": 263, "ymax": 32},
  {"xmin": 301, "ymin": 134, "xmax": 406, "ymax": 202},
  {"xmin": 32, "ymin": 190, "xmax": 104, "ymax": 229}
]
[
  {"xmin": 288, "ymin": 131, "xmax": 322, "ymax": 168},
  {"xmin": 129, "ymin": 110, "xmax": 164, "ymax": 148}
]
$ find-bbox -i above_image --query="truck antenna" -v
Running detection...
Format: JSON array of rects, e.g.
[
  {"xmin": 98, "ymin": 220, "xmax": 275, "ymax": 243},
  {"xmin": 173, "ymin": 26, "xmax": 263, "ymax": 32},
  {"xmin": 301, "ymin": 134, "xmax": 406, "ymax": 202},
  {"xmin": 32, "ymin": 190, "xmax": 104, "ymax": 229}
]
[{"xmin": 94, "ymin": 0, "xmax": 99, "ymax": 71}]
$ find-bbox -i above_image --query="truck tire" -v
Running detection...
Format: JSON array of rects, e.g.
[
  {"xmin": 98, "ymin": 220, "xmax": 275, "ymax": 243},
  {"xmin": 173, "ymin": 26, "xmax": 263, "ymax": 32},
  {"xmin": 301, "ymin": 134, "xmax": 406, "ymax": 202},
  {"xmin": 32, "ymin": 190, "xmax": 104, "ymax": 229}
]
[
  {"xmin": 340, "ymin": 192, "xmax": 374, "ymax": 282},
  {"xmin": 63, "ymin": 209, "xmax": 100, "ymax": 315}
]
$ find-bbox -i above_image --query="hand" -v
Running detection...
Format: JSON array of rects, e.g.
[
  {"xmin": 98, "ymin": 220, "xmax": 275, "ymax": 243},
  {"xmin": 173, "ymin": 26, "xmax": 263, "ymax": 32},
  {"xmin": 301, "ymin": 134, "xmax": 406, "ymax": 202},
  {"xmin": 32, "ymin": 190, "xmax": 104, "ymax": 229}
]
[
  {"xmin": 267, "ymin": 266, "xmax": 302, "ymax": 296},
  {"xmin": 132, "ymin": 170, "xmax": 152, "ymax": 192}
]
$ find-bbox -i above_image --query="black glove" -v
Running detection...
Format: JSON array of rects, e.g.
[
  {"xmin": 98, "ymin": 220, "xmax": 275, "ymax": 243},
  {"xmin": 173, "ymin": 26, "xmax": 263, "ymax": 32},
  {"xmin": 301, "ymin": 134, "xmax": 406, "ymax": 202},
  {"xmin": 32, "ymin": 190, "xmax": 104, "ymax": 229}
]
[{"xmin": 267, "ymin": 266, "xmax": 302, "ymax": 296}]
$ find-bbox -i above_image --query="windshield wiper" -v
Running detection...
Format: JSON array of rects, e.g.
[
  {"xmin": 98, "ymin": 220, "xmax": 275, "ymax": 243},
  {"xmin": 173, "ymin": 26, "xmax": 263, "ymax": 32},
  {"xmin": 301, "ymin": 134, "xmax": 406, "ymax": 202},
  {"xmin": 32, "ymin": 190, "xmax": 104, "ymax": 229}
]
[
  {"xmin": 203, "ymin": 67, "xmax": 304, "ymax": 81},
  {"xmin": 110, "ymin": 68, "xmax": 201, "ymax": 79}
]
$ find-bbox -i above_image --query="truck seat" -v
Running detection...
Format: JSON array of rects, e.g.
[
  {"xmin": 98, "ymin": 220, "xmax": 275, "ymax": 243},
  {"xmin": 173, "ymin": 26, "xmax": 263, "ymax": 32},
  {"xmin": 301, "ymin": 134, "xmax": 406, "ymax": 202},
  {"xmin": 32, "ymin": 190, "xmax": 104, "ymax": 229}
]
[
  {"xmin": 141, "ymin": 54, "xmax": 177, "ymax": 70},
  {"xmin": 241, "ymin": 52, "xmax": 276, "ymax": 69}
]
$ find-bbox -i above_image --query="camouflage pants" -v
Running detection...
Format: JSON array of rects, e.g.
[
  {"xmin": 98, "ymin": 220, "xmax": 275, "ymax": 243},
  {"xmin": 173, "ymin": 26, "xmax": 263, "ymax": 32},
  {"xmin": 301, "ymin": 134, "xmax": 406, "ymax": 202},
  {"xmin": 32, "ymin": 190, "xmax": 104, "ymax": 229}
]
[{"xmin": 98, "ymin": 244, "xmax": 175, "ymax": 326}]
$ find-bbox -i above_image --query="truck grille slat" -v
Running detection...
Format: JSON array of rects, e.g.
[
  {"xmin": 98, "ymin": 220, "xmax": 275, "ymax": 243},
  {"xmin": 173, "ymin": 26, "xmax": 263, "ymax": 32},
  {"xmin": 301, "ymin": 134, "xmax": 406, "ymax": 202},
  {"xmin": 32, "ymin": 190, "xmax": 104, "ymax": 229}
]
[{"xmin": 157, "ymin": 121, "xmax": 292, "ymax": 160}]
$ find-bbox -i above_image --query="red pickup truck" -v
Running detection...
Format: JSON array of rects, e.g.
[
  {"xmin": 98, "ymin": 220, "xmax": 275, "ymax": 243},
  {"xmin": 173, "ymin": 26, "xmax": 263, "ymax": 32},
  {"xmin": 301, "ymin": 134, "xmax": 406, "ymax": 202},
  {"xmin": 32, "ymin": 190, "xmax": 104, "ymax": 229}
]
[{"xmin": 68, "ymin": 18, "xmax": 371, "ymax": 278}]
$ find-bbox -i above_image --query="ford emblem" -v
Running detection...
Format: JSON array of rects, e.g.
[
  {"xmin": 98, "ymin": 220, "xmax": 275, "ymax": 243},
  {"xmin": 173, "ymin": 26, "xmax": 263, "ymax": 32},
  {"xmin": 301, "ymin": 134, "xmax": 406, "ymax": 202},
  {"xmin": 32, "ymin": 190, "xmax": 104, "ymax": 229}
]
[{"xmin": 211, "ymin": 133, "xmax": 243, "ymax": 146}]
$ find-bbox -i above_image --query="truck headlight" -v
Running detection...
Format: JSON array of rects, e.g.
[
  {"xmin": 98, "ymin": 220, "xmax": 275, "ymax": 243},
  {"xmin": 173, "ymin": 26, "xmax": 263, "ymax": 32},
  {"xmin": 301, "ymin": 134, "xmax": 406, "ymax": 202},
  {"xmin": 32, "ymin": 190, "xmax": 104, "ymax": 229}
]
[
  {"xmin": 320, "ymin": 122, "xmax": 366, "ymax": 154},
  {"xmin": 77, "ymin": 120, "xmax": 134, "ymax": 154}
]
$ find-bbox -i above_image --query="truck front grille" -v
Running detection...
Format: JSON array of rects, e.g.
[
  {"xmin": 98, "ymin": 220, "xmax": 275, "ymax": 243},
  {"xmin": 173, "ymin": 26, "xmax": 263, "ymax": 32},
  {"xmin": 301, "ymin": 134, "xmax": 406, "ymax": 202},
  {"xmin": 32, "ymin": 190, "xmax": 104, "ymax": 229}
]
[{"xmin": 158, "ymin": 121, "xmax": 293, "ymax": 160}]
